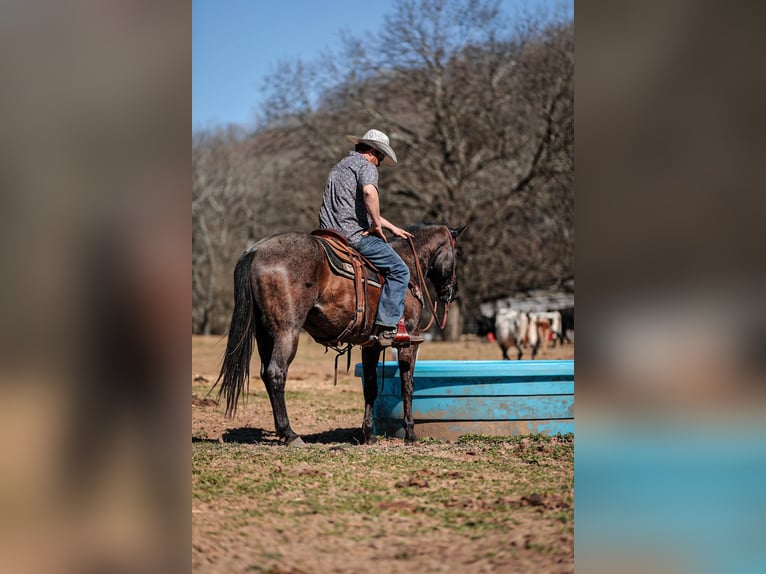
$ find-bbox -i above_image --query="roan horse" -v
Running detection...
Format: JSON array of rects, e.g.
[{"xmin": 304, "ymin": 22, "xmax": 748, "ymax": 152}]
[{"xmin": 214, "ymin": 224, "xmax": 465, "ymax": 445}]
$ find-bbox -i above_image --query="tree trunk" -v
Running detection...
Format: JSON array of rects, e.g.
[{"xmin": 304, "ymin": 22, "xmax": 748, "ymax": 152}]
[{"xmin": 444, "ymin": 300, "xmax": 462, "ymax": 342}]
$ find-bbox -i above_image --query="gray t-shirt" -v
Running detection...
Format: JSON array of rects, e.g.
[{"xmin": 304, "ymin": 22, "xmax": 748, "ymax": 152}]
[{"xmin": 318, "ymin": 151, "xmax": 379, "ymax": 244}]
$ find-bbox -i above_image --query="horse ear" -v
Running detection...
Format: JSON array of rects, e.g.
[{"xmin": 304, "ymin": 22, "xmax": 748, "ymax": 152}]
[{"xmin": 450, "ymin": 225, "xmax": 467, "ymax": 238}]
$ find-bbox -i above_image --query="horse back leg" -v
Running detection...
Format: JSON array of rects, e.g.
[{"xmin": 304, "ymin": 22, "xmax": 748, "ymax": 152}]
[
  {"xmin": 397, "ymin": 345, "xmax": 419, "ymax": 444},
  {"xmin": 361, "ymin": 346, "xmax": 381, "ymax": 444},
  {"xmin": 255, "ymin": 327, "xmax": 302, "ymax": 445}
]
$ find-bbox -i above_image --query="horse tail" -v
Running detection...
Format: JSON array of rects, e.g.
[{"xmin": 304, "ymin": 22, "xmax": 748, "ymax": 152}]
[{"xmin": 214, "ymin": 249, "xmax": 258, "ymax": 417}]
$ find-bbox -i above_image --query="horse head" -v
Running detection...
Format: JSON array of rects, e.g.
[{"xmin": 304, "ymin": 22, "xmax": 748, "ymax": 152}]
[{"xmin": 426, "ymin": 225, "xmax": 466, "ymax": 303}]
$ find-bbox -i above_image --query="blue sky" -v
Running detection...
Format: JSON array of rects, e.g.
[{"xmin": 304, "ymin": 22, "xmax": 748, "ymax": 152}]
[{"xmin": 192, "ymin": 0, "xmax": 573, "ymax": 131}]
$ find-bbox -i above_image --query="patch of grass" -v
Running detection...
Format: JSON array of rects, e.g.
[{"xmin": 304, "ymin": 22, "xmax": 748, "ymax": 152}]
[
  {"xmin": 456, "ymin": 432, "xmax": 573, "ymax": 445},
  {"xmin": 455, "ymin": 433, "xmax": 574, "ymax": 465},
  {"xmin": 417, "ymin": 436, "xmax": 445, "ymax": 445},
  {"xmin": 284, "ymin": 390, "xmax": 311, "ymax": 400},
  {"xmin": 317, "ymin": 406, "xmax": 361, "ymax": 416},
  {"xmin": 193, "ymin": 334, "xmax": 574, "ymax": 569},
  {"xmin": 193, "ymin": 439, "xmax": 573, "ymax": 541},
  {"xmin": 527, "ymin": 542, "xmax": 560, "ymax": 555}
]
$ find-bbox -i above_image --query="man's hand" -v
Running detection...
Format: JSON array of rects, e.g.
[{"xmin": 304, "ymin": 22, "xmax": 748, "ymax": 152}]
[
  {"xmin": 388, "ymin": 225, "xmax": 413, "ymax": 240},
  {"xmin": 362, "ymin": 222, "xmax": 413, "ymax": 242},
  {"xmin": 361, "ymin": 224, "xmax": 388, "ymax": 242}
]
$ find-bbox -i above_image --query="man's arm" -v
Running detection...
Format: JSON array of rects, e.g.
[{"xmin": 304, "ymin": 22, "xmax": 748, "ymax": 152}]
[
  {"xmin": 362, "ymin": 184, "xmax": 384, "ymax": 236},
  {"xmin": 362, "ymin": 184, "xmax": 413, "ymax": 240}
]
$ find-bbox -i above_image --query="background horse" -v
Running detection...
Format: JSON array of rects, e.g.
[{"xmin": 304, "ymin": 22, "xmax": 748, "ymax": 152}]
[{"xmin": 214, "ymin": 224, "xmax": 465, "ymax": 445}]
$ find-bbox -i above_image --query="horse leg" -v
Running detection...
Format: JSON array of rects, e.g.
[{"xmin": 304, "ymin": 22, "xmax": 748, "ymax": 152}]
[
  {"xmin": 361, "ymin": 346, "xmax": 381, "ymax": 445},
  {"xmin": 397, "ymin": 345, "xmax": 418, "ymax": 444},
  {"xmin": 530, "ymin": 324, "xmax": 540, "ymax": 359},
  {"xmin": 256, "ymin": 328, "xmax": 302, "ymax": 445}
]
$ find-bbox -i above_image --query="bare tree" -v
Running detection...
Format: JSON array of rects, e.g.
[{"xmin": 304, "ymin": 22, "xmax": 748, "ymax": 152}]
[
  {"xmin": 324, "ymin": 0, "xmax": 574, "ymax": 323},
  {"xmin": 192, "ymin": 127, "xmax": 261, "ymax": 334},
  {"xmin": 193, "ymin": 1, "xmax": 573, "ymax": 335}
]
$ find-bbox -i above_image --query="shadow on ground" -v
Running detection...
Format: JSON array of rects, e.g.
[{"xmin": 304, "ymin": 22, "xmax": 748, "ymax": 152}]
[
  {"xmin": 219, "ymin": 426, "xmax": 364, "ymax": 445},
  {"xmin": 221, "ymin": 427, "xmax": 277, "ymax": 443},
  {"xmin": 302, "ymin": 427, "xmax": 364, "ymax": 444}
]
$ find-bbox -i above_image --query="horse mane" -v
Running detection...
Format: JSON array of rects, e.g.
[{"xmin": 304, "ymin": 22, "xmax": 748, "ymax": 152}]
[
  {"xmin": 391, "ymin": 222, "xmax": 443, "ymax": 247},
  {"xmin": 403, "ymin": 222, "xmax": 432, "ymax": 232}
]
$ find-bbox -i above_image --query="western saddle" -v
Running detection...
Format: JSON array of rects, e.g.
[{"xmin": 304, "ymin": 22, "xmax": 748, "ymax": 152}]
[{"xmin": 310, "ymin": 229, "xmax": 384, "ymax": 346}]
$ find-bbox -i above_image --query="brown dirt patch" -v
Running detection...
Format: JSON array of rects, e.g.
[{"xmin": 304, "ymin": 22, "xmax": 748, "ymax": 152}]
[{"xmin": 192, "ymin": 334, "xmax": 574, "ymax": 573}]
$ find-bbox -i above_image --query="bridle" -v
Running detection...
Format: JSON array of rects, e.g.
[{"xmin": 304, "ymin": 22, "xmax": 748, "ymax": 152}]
[{"xmin": 407, "ymin": 228, "xmax": 457, "ymax": 332}]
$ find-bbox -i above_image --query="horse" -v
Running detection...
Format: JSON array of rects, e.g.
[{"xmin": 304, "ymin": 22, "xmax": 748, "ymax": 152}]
[{"xmin": 213, "ymin": 224, "xmax": 465, "ymax": 445}]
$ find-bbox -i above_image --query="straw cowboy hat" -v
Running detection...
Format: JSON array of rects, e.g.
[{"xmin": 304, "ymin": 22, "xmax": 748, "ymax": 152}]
[{"xmin": 347, "ymin": 129, "xmax": 398, "ymax": 167}]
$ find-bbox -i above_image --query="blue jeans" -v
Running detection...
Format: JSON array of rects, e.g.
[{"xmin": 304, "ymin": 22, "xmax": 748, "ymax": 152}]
[{"xmin": 352, "ymin": 235, "xmax": 410, "ymax": 328}]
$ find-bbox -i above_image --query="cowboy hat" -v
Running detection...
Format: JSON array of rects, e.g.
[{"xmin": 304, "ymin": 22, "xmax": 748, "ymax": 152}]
[{"xmin": 347, "ymin": 129, "xmax": 398, "ymax": 167}]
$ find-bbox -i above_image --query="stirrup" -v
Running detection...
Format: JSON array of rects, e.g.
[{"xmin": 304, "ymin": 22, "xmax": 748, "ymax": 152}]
[
  {"xmin": 392, "ymin": 319, "xmax": 424, "ymax": 346},
  {"xmin": 370, "ymin": 320, "xmax": 424, "ymax": 347},
  {"xmin": 369, "ymin": 324, "xmax": 396, "ymax": 347}
]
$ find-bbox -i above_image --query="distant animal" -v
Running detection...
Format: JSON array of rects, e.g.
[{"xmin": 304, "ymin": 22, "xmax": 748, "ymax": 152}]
[
  {"xmin": 529, "ymin": 311, "xmax": 563, "ymax": 348},
  {"xmin": 495, "ymin": 309, "xmax": 539, "ymax": 360},
  {"xmin": 558, "ymin": 306, "xmax": 574, "ymax": 343},
  {"xmin": 475, "ymin": 315, "xmax": 496, "ymax": 341},
  {"xmin": 213, "ymin": 224, "xmax": 465, "ymax": 445}
]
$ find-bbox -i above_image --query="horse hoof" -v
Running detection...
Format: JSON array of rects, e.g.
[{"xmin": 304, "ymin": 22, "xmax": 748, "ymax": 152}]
[{"xmin": 286, "ymin": 437, "xmax": 306, "ymax": 447}]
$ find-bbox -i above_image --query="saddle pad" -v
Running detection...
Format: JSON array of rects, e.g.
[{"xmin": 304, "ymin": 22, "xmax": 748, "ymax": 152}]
[{"xmin": 315, "ymin": 237, "xmax": 383, "ymax": 288}]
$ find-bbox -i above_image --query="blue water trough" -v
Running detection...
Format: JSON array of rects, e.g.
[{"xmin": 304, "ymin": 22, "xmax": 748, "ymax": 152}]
[{"xmin": 353, "ymin": 360, "xmax": 574, "ymax": 441}]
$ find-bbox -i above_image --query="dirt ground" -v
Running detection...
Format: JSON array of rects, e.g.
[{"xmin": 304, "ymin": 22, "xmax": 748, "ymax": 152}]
[{"xmin": 192, "ymin": 334, "xmax": 574, "ymax": 573}]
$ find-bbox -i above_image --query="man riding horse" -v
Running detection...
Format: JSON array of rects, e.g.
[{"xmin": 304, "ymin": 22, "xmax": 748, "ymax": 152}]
[
  {"xmin": 318, "ymin": 128, "xmax": 423, "ymax": 347},
  {"xmin": 214, "ymin": 128, "xmax": 464, "ymax": 444}
]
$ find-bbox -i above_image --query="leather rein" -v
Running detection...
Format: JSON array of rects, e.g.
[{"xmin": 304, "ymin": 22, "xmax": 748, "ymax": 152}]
[{"xmin": 406, "ymin": 230, "xmax": 456, "ymax": 332}]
